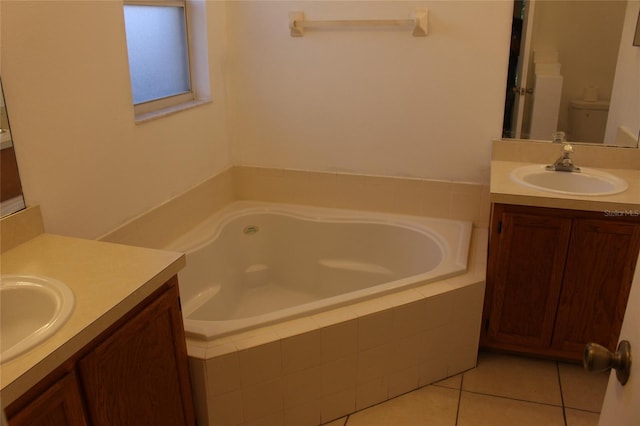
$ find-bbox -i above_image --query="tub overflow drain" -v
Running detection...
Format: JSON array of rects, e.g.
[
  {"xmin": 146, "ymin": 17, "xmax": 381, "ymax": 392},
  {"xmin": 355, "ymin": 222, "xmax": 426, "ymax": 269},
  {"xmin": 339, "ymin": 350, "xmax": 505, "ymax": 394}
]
[{"xmin": 244, "ymin": 225, "xmax": 259, "ymax": 235}]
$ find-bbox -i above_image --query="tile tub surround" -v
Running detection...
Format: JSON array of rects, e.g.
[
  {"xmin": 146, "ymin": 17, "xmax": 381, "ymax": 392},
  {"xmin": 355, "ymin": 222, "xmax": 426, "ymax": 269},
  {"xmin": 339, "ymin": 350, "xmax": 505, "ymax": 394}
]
[
  {"xmin": 186, "ymin": 228, "xmax": 487, "ymax": 426},
  {"xmin": 99, "ymin": 167, "xmax": 235, "ymax": 248},
  {"xmin": 232, "ymin": 167, "xmax": 491, "ymax": 228},
  {"xmin": 99, "ymin": 166, "xmax": 490, "ymax": 248},
  {"xmin": 97, "ymin": 165, "xmax": 490, "ymax": 425}
]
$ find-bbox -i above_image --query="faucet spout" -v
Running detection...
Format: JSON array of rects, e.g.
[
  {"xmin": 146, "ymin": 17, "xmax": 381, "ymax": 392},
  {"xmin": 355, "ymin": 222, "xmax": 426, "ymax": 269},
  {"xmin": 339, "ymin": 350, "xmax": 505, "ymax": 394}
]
[{"xmin": 546, "ymin": 143, "xmax": 581, "ymax": 172}]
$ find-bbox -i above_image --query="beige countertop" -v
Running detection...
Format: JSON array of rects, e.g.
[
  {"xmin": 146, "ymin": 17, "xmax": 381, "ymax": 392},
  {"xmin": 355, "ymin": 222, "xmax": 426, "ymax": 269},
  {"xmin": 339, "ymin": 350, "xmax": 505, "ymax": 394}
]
[
  {"xmin": 490, "ymin": 139, "xmax": 640, "ymax": 212},
  {"xmin": 490, "ymin": 160, "xmax": 640, "ymax": 213},
  {"xmin": 0, "ymin": 233, "xmax": 185, "ymax": 406}
]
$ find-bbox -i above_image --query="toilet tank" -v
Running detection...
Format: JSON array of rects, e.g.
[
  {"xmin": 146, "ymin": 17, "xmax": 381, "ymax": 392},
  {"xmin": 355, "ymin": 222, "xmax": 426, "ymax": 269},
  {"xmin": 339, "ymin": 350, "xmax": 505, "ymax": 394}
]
[{"xmin": 569, "ymin": 100, "xmax": 609, "ymax": 143}]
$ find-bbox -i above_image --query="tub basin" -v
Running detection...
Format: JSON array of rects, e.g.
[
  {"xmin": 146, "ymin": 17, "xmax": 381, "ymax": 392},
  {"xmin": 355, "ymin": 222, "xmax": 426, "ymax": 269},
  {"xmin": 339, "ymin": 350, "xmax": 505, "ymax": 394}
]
[
  {"xmin": 510, "ymin": 164, "xmax": 628, "ymax": 196},
  {"xmin": 171, "ymin": 201, "xmax": 472, "ymax": 340},
  {"xmin": 0, "ymin": 275, "xmax": 75, "ymax": 363}
]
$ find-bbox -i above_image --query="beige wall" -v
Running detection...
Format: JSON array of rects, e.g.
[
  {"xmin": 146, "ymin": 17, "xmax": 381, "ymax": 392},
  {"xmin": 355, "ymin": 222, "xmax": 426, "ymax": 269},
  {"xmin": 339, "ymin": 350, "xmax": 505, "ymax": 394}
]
[
  {"xmin": 1, "ymin": 1, "xmax": 512, "ymax": 239},
  {"xmin": 1, "ymin": 1, "xmax": 232, "ymax": 238},
  {"xmin": 606, "ymin": 0, "xmax": 640, "ymax": 145},
  {"xmin": 228, "ymin": 1, "xmax": 512, "ymax": 183}
]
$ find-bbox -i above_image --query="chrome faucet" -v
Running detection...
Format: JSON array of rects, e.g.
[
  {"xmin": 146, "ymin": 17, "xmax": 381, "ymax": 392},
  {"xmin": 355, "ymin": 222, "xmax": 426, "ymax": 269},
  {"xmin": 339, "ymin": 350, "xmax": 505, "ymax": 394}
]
[{"xmin": 546, "ymin": 143, "xmax": 581, "ymax": 172}]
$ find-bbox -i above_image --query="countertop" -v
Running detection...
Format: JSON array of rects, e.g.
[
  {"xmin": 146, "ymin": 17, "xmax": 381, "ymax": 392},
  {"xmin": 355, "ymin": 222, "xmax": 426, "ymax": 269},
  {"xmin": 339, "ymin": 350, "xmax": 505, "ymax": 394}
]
[
  {"xmin": 490, "ymin": 160, "xmax": 640, "ymax": 213},
  {"xmin": 0, "ymin": 233, "xmax": 185, "ymax": 406}
]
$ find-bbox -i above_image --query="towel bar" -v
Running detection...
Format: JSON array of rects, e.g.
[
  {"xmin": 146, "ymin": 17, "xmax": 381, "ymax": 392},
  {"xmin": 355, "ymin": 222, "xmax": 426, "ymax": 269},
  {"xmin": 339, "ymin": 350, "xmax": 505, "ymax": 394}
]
[{"xmin": 289, "ymin": 8, "xmax": 428, "ymax": 37}]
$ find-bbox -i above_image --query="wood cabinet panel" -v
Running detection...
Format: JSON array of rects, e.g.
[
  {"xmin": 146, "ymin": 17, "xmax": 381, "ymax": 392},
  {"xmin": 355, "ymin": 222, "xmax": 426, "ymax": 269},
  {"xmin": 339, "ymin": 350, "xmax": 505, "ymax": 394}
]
[
  {"xmin": 482, "ymin": 204, "xmax": 640, "ymax": 361},
  {"xmin": 487, "ymin": 209, "xmax": 572, "ymax": 348},
  {"xmin": 8, "ymin": 372, "xmax": 87, "ymax": 426},
  {"xmin": 78, "ymin": 280, "xmax": 194, "ymax": 426},
  {"xmin": 552, "ymin": 219, "xmax": 640, "ymax": 356}
]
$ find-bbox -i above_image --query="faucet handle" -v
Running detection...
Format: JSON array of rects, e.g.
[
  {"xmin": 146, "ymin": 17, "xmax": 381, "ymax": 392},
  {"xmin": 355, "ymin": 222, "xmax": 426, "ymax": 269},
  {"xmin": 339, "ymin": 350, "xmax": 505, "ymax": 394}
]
[
  {"xmin": 563, "ymin": 143, "xmax": 573, "ymax": 154},
  {"xmin": 546, "ymin": 142, "xmax": 580, "ymax": 172},
  {"xmin": 552, "ymin": 131, "xmax": 566, "ymax": 143}
]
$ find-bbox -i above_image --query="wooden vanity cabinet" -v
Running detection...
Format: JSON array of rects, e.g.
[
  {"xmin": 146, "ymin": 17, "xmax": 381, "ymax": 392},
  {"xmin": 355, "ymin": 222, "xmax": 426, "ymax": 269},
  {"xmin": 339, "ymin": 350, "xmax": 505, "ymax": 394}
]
[
  {"xmin": 8, "ymin": 372, "xmax": 87, "ymax": 426},
  {"xmin": 6, "ymin": 276, "xmax": 195, "ymax": 426},
  {"xmin": 481, "ymin": 204, "xmax": 640, "ymax": 361}
]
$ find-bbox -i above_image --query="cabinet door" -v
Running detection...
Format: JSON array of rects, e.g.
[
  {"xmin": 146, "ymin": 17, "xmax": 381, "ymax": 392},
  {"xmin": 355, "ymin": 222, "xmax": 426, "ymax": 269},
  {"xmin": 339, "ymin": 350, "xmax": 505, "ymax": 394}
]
[
  {"xmin": 8, "ymin": 372, "xmax": 87, "ymax": 426},
  {"xmin": 485, "ymin": 209, "xmax": 572, "ymax": 348},
  {"xmin": 552, "ymin": 219, "xmax": 640, "ymax": 356},
  {"xmin": 78, "ymin": 280, "xmax": 195, "ymax": 426}
]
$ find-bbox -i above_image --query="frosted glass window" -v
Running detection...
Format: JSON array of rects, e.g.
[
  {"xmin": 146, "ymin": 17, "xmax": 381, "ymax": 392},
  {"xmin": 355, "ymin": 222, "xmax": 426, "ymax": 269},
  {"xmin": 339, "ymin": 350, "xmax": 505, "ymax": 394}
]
[{"xmin": 124, "ymin": 4, "xmax": 191, "ymax": 104}]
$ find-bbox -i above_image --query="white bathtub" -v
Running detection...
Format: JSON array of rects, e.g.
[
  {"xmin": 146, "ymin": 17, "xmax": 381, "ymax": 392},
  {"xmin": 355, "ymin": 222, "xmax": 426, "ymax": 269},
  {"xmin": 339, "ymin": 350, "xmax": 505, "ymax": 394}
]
[
  {"xmin": 168, "ymin": 201, "xmax": 472, "ymax": 340},
  {"xmin": 171, "ymin": 201, "xmax": 486, "ymax": 425}
]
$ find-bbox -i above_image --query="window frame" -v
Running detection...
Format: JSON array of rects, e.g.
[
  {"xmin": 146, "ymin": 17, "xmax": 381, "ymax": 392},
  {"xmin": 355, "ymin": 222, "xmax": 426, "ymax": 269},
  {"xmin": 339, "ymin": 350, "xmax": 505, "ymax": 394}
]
[{"xmin": 124, "ymin": 0, "xmax": 207, "ymax": 121}]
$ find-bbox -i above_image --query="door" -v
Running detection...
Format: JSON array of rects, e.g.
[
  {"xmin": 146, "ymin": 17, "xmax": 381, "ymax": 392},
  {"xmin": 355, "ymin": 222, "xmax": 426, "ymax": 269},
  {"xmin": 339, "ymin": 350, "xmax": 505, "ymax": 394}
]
[
  {"xmin": 505, "ymin": 0, "xmax": 535, "ymax": 138},
  {"xmin": 597, "ymin": 252, "xmax": 640, "ymax": 425}
]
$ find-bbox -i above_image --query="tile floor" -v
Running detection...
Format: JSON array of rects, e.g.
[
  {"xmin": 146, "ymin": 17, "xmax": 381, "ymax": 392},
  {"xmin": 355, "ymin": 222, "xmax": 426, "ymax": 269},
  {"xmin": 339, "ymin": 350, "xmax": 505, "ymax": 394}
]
[{"xmin": 323, "ymin": 351, "xmax": 609, "ymax": 426}]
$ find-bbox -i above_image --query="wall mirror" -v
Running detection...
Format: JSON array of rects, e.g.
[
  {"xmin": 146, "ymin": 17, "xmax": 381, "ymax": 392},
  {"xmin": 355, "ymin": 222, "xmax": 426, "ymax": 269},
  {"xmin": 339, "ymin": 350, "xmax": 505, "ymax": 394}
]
[
  {"xmin": 503, "ymin": 0, "xmax": 639, "ymax": 147},
  {"xmin": 1, "ymin": 78, "xmax": 26, "ymax": 217},
  {"xmin": 634, "ymin": 9, "xmax": 640, "ymax": 46}
]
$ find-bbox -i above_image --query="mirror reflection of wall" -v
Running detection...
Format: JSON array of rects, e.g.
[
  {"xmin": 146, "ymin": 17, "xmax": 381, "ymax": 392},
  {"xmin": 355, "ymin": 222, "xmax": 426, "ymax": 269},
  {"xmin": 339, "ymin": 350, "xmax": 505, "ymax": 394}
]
[
  {"xmin": 503, "ymin": 0, "xmax": 638, "ymax": 146},
  {"xmin": 0, "ymin": 78, "xmax": 26, "ymax": 217}
]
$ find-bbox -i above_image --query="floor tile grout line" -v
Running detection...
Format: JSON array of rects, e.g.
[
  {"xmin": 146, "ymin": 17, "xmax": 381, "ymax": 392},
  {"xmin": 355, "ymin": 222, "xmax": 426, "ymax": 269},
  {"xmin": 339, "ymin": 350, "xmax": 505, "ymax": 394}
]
[
  {"xmin": 331, "ymin": 378, "xmax": 465, "ymax": 425},
  {"xmin": 460, "ymin": 388, "xmax": 565, "ymax": 409},
  {"xmin": 455, "ymin": 373, "xmax": 464, "ymax": 426},
  {"xmin": 432, "ymin": 384, "xmax": 462, "ymax": 391},
  {"xmin": 330, "ymin": 354, "xmax": 605, "ymax": 425},
  {"xmin": 563, "ymin": 406, "xmax": 604, "ymax": 415},
  {"xmin": 556, "ymin": 361, "xmax": 568, "ymax": 426}
]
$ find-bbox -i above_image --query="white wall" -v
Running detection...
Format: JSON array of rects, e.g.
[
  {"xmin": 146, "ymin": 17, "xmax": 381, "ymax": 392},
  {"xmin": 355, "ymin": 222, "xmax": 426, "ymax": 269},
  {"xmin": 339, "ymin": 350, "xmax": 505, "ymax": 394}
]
[
  {"xmin": 228, "ymin": 1, "xmax": 512, "ymax": 183},
  {"xmin": 1, "ymin": 0, "xmax": 513, "ymax": 239},
  {"xmin": 606, "ymin": 0, "xmax": 640, "ymax": 146},
  {"xmin": 530, "ymin": 0, "xmax": 627, "ymax": 136},
  {"xmin": 0, "ymin": 1, "xmax": 232, "ymax": 239}
]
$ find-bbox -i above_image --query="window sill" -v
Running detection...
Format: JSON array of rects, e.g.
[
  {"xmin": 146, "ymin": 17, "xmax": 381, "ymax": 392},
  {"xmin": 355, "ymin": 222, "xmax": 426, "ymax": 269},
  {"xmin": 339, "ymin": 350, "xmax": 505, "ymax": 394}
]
[{"xmin": 134, "ymin": 98, "xmax": 211, "ymax": 124}]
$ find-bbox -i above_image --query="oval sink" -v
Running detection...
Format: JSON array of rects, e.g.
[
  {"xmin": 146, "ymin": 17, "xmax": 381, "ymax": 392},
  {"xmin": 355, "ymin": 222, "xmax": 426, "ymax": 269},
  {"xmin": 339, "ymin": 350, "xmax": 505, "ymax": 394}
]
[
  {"xmin": 1, "ymin": 275, "xmax": 75, "ymax": 363},
  {"xmin": 510, "ymin": 165, "xmax": 628, "ymax": 196}
]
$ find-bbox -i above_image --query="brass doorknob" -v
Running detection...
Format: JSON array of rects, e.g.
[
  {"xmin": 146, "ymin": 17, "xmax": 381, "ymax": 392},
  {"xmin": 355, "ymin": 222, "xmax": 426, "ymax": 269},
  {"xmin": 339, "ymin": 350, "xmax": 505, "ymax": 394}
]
[{"xmin": 583, "ymin": 341, "xmax": 632, "ymax": 386}]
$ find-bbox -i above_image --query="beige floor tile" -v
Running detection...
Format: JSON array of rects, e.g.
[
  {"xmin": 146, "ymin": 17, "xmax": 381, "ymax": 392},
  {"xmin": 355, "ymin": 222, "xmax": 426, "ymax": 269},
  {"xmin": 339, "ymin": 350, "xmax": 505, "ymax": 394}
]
[
  {"xmin": 559, "ymin": 362, "xmax": 609, "ymax": 412},
  {"xmin": 457, "ymin": 392, "xmax": 565, "ymax": 426},
  {"xmin": 346, "ymin": 385, "xmax": 459, "ymax": 426},
  {"xmin": 462, "ymin": 352, "xmax": 562, "ymax": 405},
  {"xmin": 433, "ymin": 374, "xmax": 462, "ymax": 390},
  {"xmin": 565, "ymin": 408, "xmax": 601, "ymax": 426}
]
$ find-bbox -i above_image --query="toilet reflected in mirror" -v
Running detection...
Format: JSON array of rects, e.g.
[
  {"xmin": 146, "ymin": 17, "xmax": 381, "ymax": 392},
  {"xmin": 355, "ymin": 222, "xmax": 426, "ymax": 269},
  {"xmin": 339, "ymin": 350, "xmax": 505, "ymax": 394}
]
[{"xmin": 568, "ymin": 100, "xmax": 610, "ymax": 143}]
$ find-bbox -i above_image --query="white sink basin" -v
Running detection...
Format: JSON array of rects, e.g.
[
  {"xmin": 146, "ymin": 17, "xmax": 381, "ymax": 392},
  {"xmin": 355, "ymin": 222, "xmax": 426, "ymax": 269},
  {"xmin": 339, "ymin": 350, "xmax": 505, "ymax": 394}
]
[
  {"xmin": 510, "ymin": 165, "xmax": 629, "ymax": 196},
  {"xmin": 0, "ymin": 275, "xmax": 75, "ymax": 363}
]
